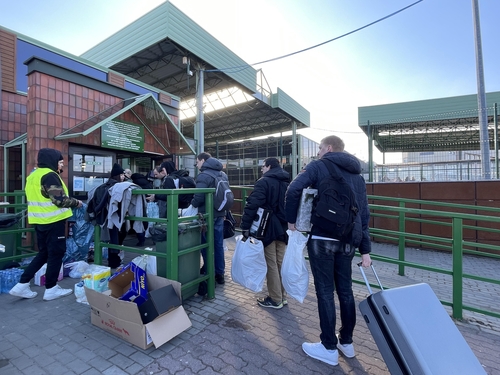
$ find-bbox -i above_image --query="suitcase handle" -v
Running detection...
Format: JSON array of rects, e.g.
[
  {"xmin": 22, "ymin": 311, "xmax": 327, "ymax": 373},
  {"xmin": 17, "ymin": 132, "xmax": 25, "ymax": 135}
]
[{"xmin": 357, "ymin": 262, "xmax": 384, "ymax": 295}]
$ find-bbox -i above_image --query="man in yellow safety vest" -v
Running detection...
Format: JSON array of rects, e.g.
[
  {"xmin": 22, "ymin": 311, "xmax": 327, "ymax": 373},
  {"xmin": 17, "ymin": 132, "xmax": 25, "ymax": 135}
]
[{"xmin": 10, "ymin": 148, "xmax": 82, "ymax": 301}]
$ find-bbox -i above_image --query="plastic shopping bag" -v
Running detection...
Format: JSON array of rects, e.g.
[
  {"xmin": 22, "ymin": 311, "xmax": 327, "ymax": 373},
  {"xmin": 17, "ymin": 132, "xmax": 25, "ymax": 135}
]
[
  {"xmin": 281, "ymin": 229, "xmax": 309, "ymax": 303},
  {"xmin": 180, "ymin": 205, "xmax": 198, "ymax": 217},
  {"xmin": 231, "ymin": 235, "xmax": 267, "ymax": 292},
  {"xmin": 64, "ymin": 261, "xmax": 90, "ymax": 279}
]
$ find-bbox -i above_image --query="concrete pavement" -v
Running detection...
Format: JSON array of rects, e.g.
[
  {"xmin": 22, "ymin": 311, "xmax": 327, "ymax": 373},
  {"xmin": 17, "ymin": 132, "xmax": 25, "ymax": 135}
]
[{"xmin": 1, "ymin": 238, "xmax": 499, "ymax": 374}]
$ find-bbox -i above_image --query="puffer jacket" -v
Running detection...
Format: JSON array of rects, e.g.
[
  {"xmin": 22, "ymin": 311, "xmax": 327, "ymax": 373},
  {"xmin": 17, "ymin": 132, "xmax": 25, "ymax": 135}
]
[
  {"xmin": 284, "ymin": 152, "xmax": 371, "ymax": 255},
  {"xmin": 240, "ymin": 167, "xmax": 290, "ymax": 247},
  {"xmin": 191, "ymin": 157, "xmax": 228, "ymax": 218}
]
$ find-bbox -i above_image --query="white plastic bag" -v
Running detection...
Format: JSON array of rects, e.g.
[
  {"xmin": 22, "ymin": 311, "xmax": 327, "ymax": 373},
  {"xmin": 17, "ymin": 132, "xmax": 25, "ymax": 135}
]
[
  {"xmin": 180, "ymin": 205, "xmax": 198, "ymax": 217},
  {"xmin": 64, "ymin": 261, "xmax": 90, "ymax": 279},
  {"xmin": 74, "ymin": 281, "xmax": 88, "ymax": 304},
  {"xmin": 131, "ymin": 253, "xmax": 157, "ymax": 275},
  {"xmin": 281, "ymin": 230, "xmax": 309, "ymax": 303},
  {"xmin": 231, "ymin": 235, "xmax": 267, "ymax": 292}
]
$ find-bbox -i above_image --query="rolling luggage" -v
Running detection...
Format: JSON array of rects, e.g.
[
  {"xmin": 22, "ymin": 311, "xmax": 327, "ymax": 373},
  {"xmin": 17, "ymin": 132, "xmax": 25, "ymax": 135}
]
[{"xmin": 358, "ymin": 263, "xmax": 486, "ymax": 375}]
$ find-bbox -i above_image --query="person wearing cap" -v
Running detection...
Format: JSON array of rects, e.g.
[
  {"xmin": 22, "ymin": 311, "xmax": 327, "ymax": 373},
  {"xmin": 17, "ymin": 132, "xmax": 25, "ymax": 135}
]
[
  {"xmin": 10, "ymin": 148, "xmax": 83, "ymax": 301},
  {"xmin": 123, "ymin": 169, "xmax": 132, "ymax": 182}
]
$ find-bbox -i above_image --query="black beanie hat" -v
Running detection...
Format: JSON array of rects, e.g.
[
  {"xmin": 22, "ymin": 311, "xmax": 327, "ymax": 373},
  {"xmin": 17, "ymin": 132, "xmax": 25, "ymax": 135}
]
[
  {"xmin": 160, "ymin": 161, "xmax": 176, "ymax": 175},
  {"xmin": 111, "ymin": 163, "xmax": 125, "ymax": 177}
]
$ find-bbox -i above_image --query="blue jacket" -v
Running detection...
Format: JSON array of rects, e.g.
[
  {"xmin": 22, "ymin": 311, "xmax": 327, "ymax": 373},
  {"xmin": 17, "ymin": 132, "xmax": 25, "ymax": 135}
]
[
  {"xmin": 191, "ymin": 157, "xmax": 228, "ymax": 218},
  {"xmin": 284, "ymin": 152, "xmax": 371, "ymax": 255}
]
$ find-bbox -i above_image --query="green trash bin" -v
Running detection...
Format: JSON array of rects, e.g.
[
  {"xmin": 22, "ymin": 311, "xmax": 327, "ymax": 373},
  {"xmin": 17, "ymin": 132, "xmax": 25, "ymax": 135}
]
[
  {"xmin": 151, "ymin": 222, "xmax": 202, "ymax": 300},
  {"xmin": 0, "ymin": 213, "xmax": 22, "ymax": 269}
]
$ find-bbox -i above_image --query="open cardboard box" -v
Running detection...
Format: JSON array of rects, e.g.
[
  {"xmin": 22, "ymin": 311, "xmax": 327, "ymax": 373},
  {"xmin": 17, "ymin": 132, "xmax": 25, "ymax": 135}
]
[{"xmin": 85, "ymin": 274, "xmax": 192, "ymax": 349}]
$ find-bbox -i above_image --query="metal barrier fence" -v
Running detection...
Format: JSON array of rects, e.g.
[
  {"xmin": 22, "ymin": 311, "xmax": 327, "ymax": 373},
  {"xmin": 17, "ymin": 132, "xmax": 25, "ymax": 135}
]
[
  {"xmin": 92, "ymin": 188, "xmax": 216, "ymax": 300},
  {"xmin": 0, "ymin": 191, "xmax": 35, "ymax": 267},
  {"xmin": 231, "ymin": 186, "xmax": 500, "ymax": 321}
]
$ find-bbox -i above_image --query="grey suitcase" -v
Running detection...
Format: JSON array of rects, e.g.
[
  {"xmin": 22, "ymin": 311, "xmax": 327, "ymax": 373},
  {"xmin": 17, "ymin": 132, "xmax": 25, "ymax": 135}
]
[{"xmin": 358, "ymin": 263, "xmax": 486, "ymax": 375}]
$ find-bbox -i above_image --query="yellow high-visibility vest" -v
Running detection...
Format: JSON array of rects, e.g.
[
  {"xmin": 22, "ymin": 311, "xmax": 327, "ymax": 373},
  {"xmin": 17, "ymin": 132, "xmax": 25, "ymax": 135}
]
[{"xmin": 25, "ymin": 168, "xmax": 72, "ymax": 224}]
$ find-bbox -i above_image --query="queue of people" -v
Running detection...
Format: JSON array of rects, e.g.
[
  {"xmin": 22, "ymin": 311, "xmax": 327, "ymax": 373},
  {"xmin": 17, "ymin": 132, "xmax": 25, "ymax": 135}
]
[{"xmin": 9, "ymin": 135, "xmax": 373, "ymax": 369}]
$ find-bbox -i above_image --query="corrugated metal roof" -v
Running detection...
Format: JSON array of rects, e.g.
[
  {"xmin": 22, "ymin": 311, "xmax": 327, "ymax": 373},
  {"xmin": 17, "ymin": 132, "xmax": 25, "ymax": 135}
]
[
  {"xmin": 271, "ymin": 88, "xmax": 310, "ymax": 127},
  {"xmin": 357, "ymin": 92, "xmax": 500, "ymax": 153},
  {"xmin": 358, "ymin": 91, "xmax": 500, "ymax": 126},
  {"xmin": 81, "ymin": 1, "xmax": 256, "ymax": 95}
]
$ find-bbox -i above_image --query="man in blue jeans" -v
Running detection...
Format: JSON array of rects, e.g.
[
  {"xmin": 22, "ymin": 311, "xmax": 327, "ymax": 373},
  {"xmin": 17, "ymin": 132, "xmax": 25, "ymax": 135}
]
[
  {"xmin": 191, "ymin": 152, "xmax": 227, "ymax": 285},
  {"xmin": 285, "ymin": 135, "xmax": 372, "ymax": 366}
]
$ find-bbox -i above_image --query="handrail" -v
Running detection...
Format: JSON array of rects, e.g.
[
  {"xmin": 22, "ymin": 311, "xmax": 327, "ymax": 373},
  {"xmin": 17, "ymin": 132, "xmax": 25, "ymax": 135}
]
[
  {"xmin": 230, "ymin": 187, "xmax": 500, "ymax": 321},
  {"xmin": 92, "ymin": 187, "xmax": 216, "ymax": 300}
]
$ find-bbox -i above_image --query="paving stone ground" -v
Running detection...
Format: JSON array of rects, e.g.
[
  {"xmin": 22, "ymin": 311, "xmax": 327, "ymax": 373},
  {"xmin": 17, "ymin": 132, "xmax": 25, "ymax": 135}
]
[{"xmin": 1, "ymin": 237, "xmax": 499, "ymax": 374}]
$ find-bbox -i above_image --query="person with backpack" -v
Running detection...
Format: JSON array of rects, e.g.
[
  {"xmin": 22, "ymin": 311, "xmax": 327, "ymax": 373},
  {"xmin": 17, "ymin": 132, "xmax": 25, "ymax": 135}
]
[
  {"xmin": 284, "ymin": 135, "xmax": 372, "ymax": 367},
  {"xmin": 240, "ymin": 157, "xmax": 290, "ymax": 309},
  {"xmin": 191, "ymin": 152, "xmax": 231, "ymax": 285},
  {"xmin": 86, "ymin": 163, "xmax": 125, "ymax": 269},
  {"xmin": 146, "ymin": 161, "xmax": 196, "ymax": 217}
]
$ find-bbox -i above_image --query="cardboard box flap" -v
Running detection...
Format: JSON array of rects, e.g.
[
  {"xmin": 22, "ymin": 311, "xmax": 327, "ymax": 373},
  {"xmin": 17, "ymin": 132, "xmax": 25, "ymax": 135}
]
[
  {"xmin": 146, "ymin": 305, "xmax": 192, "ymax": 348},
  {"xmin": 146, "ymin": 274, "xmax": 182, "ymax": 299},
  {"xmin": 85, "ymin": 287, "xmax": 144, "ymax": 325}
]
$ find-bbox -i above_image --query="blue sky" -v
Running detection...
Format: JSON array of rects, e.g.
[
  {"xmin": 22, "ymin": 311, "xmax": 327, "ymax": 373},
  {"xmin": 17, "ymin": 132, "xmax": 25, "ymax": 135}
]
[{"xmin": 1, "ymin": 0, "xmax": 499, "ymax": 162}]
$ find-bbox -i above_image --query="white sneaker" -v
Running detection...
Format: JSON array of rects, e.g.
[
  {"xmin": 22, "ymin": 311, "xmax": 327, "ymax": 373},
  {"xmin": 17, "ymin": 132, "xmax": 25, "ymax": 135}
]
[
  {"xmin": 337, "ymin": 341, "xmax": 356, "ymax": 358},
  {"xmin": 302, "ymin": 342, "xmax": 338, "ymax": 366},
  {"xmin": 9, "ymin": 282, "xmax": 37, "ymax": 299},
  {"xmin": 43, "ymin": 285, "xmax": 72, "ymax": 301}
]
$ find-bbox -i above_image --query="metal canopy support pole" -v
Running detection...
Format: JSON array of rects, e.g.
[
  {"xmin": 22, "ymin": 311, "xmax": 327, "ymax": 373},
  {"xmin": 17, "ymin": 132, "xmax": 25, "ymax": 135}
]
[
  {"xmin": 368, "ymin": 120, "xmax": 373, "ymax": 182},
  {"xmin": 3, "ymin": 144, "xmax": 7, "ymax": 196},
  {"xmin": 472, "ymin": 0, "xmax": 491, "ymax": 179},
  {"xmin": 291, "ymin": 122, "xmax": 297, "ymax": 179},
  {"xmin": 196, "ymin": 68, "xmax": 205, "ymax": 155},
  {"xmin": 494, "ymin": 103, "xmax": 499, "ymax": 178}
]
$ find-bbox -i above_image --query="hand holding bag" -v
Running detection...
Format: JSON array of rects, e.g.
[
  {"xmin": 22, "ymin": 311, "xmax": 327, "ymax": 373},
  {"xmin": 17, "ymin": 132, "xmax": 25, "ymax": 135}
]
[
  {"xmin": 223, "ymin": 211, "xmax": 237, "ymax": 239},
  {"xmin": 231, "ymin": 235, "xmax": 267, "ymax": 292},
  {"xmin": 281, "ymin": 229, "xmax": 309, "ymax": 302}
]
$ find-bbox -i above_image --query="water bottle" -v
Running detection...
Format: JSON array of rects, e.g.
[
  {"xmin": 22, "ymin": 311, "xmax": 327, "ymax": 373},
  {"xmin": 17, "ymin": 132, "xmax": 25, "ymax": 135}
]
[{"xmin": 0, "ymin": 270, "xmax": 5, "ymax": 293}]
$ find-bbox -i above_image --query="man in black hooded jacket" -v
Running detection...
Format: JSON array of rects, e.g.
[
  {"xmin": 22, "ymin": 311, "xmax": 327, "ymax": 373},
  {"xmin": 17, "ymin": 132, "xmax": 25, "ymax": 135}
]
[
  {"xmin": 10, "ymin": 148, "xmax": 82, "ymax": 301},
  {"xmin": 240, "ymin": 157, "xmax": 290, "ymax": 309}
]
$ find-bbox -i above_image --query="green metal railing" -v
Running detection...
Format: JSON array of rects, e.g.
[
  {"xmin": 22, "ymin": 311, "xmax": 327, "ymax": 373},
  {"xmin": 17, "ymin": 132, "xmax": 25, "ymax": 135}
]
[
  {"xmin": 230, "ymin": 186, "xmax": 500, "ymax": 321},
  {"xmin": 0, "ymin": 191, "xmax": 36, "ymax": 266},
  {"xmin": 367, "ymin": 195, "xmax": 500, "ymax": 320},
  {"xmin": 92, "ymin": 188, "xmax": 216, "ymax": 300}
]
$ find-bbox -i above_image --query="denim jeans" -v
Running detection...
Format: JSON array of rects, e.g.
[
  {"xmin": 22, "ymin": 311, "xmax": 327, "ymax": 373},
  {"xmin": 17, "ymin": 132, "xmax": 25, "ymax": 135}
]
[
  {"xmin": 307, "ymin": 239, "xmax": 355, "ymax": 350},
  {"xmin": 201, "ymin": 216, "xmax": 225, "ymax": 275}
]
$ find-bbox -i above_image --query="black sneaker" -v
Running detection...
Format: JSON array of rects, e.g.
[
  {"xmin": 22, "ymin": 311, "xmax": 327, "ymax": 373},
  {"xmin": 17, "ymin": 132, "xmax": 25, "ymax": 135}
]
[
  {"xmin": 215, "ymin": 274, "xmax": 225, "ymax": 285},
  {"xmin": 257, "ymin": 296, "xmax": 283, "ymax": 309}
]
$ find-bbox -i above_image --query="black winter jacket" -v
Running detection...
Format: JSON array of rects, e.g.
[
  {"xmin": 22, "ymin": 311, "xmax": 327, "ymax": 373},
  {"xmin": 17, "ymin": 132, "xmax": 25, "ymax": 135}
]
[
  {"xmin": 191, "ymin": 158, "xmax": 228, "ymax": 218},
  {"xmin": 131, "ymin": 173, "xmax": 153, "ymax": 190},
  {"xmin": 240, "ymin": 167, "xmax": 290, "ymax": 247},
  {"xmin": 284, "ymin": 152, "xmax": 371, "ymax": 255}
]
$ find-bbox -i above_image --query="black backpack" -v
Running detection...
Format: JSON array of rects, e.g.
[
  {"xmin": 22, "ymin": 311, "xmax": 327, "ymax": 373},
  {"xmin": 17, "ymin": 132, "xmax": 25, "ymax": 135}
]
[
  {"xmin": 213, "ymin": 175, "xmax": 234, "ymax": 212},
  {"xmin": 311, "ymin": 159, "xmax": 361, "ymax": 247},
  {"xmin": 86, "ymin": 180, "xmax": 116, "ymax": 225},
  {"xmin": 168, "ymin": 175, "xmax": 196, "ymax": 209}
]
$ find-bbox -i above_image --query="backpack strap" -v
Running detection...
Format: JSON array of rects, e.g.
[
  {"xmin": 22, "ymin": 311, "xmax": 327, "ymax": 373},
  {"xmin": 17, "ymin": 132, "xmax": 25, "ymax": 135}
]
[{"xmin": 320, "ymin": 159, "xmax": 343, "ymax": 181}]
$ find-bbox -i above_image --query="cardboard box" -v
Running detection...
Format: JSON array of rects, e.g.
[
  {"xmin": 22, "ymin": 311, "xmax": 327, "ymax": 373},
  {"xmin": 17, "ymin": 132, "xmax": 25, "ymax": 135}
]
[
  {"xmin": 108, "ymin": 262, "xmax": 147, "ymax": 305},
  {"xmin": 34, "ymin": 263, "xmax": 63, "ymax": 286},
  {"xmin": 85, "ymin": 274, "xmax": 191, "ymax": 349},
  {"xmin": 138, "ymin": 284, "xmax": 181, "ymax": 324}
]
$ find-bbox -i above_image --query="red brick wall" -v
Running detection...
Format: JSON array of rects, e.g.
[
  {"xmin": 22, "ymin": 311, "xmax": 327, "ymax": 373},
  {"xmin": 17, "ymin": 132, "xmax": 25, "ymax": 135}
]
[
  {"xmin": 0, "ymin": 91, "xmax": 27, "ymax": 191},
  {"xmin": 25, "ymin": 71, "xmax": 180, "ymax": 185}
]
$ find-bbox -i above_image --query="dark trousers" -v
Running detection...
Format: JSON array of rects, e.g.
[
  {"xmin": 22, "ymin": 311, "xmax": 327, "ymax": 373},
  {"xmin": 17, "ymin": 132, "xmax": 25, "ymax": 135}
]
[
  {"xmin": 20, "ymin": 220, "xmax": 66, "ymax": 289},
  {"xmin": 108, "ymin": 226, "xmax": 123, "ymax": 268},
  {"xmin": 307, "ymin": 239, "xmax": 356, "ymax": 350},
  {"xmin": 201, "ymin": 216, "xmax": 225, "ymax": 275}
]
